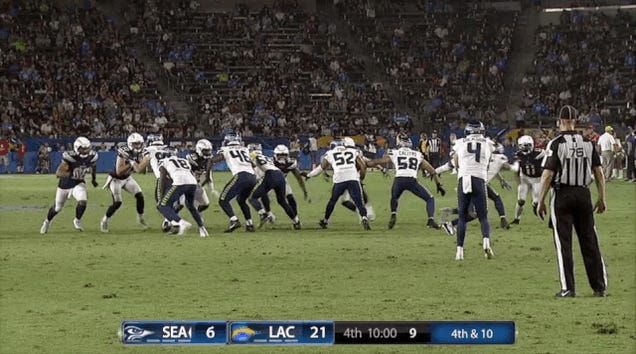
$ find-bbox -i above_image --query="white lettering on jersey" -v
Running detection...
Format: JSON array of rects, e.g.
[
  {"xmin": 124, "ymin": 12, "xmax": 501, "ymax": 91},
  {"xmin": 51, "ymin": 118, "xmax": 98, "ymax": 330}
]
[
  {"xmin": 486, "ymin": 154, "xmax": 509, "ymax": 182},
  {"xmin": 145, "ymin": 145, "xmax": 169, "ymax": 179},
  {"xmin": 388, "ymin": 147, "xmax": 422, "ymax": 178},
  {"xmin": 219, "ymin": 146, "xmax": 255, "ymax": 175},
  {"xmin": 160, "ymin": 156, "xmax": 197, "ymax": 185},
  {"xmin": 453, "ymin": 135, "xmax": 495, "ymax": 181},
  {"xmin": 323, "ymin": 146, "xmax": 360, "ymax": 183},
  {"xmin": 250, "ymin": 151, "xmax": 278, "ymax": 179}
]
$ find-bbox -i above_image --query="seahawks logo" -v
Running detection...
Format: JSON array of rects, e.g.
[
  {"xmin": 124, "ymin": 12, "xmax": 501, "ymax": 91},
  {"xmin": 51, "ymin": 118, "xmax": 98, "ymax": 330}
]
[{"xmin": 123, "ymin": 325, "xmax": 155, "ymax": 342}]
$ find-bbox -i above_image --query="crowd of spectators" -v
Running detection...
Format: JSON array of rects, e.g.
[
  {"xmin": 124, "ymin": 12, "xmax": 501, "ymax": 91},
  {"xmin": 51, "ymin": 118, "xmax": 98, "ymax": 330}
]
[
  {"xmin": 122, "ymin": 0, "xmax": 401, "ymax": 138},
  {"xmin": 339, "ymin": 0, "xmax": 517, "ymax": 129},
  {"xmin": 0, "ymin": 0, "xmax": 175, "ymax": 139},
  {"xmin": 521, "ymin": 10, "xmax": 635, "ymax": 129}
]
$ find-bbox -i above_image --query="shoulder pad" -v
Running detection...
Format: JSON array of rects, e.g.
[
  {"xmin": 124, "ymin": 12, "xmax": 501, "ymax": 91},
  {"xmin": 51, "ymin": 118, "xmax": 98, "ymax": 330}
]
[
  {"xmin": 62, "ymin": 151, "xmax": 76, "ymax": 163},
  {"xmin": 90, "ymin": 152, "xmax": 98, "ymax": 163}
]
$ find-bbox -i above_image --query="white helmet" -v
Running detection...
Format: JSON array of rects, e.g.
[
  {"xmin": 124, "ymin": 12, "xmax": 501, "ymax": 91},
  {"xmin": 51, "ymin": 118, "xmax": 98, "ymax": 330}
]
[
  {"xmin": 195, "ymin": 139, "xmax": 213, "ymax": 159},
  {"xmin": 247, "ymin": 143, "xmax": 262, "ymax": 152},
  {"xmin": 147, "ymin": 133, "xmax": 164, "ymax": 147},
  {"xmin": 274, "ymin": 144, "xmax": 289, "ymax": 155},
  {"xmin": 127, "ymin": 133, "xmax": 145, "ymax": 153},
  {"xmin": 342, "ymin": 137, "xmax": 355, "ymax": 148},
  {"xmin": 518, "ymin": 135, "xmax": 534, "ymax": 152},
  {"xmin": 73, "ymin": 137, "xmax": 92, "ymax": 158}
]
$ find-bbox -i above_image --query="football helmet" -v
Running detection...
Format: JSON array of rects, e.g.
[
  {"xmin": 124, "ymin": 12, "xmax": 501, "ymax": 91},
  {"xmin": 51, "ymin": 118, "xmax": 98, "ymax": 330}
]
[
  {"xmin": 464, "ymin": 120, "xmax": 485, "ymax": 136},
  {"xmin": 73, "ymin": 137, "xmax": 92, "ymax": 158},
  {"xmin": 127, "ymin": 133, "xmax": 145, "ymax": 153},
  {"xmin": 518, "ymin": 135, "xmax": 534, "ymax": 153},
  {"xmin": 342, "ymin": 137, "xmax": 356, "ymax": 148},
  {"xmin": 330, "ymin": 139, "xmax": 343, "ymax": 149},
  {"xmin": 247, "ymin": 143, "xmax": 262, "ymax": 152},
  {"xmin": 274, "ymin": 144, "xmax": 289, "ymax": 160},
  {"xmin": 195, "ymin": 139, "xmax": 213, "ymax": 159},
  {"xmin": 396, "ymin": 138, "xmax": 413, "ymax": 148},
  {"xmin": 147, "ymin": 133, "xmax": 164, "ymax": 146},
  {"xmin": 223, "ymin": 132, "xmax": 242, "ymax": 146}
]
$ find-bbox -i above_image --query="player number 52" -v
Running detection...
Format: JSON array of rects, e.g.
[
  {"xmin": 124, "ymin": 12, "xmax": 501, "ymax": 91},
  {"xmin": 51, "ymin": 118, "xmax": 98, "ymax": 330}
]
[
  {"xmin": 205, "ymin": 326, "xmax": 215, "ymax": 338},
  {"xmin": 310, "ymin": 326, "xmax": 326, "ymax": 338}
]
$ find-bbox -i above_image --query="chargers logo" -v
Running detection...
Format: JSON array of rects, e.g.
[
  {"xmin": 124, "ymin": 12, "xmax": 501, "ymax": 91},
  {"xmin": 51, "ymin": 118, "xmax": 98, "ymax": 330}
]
[
  {"xmin": 123, "ymin": 325, "xmax": 155, "ymax": 342},
  {"xmin": 231, "ymin": 326, "xmax": 257, "ymax": 342}
]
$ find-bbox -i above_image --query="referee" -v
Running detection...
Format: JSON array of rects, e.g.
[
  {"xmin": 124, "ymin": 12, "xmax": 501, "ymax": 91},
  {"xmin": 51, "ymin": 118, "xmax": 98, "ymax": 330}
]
[
  {"xmin": 537, "ymin": 105, "xmax": 608, "ymax": 298},
  {"xmin": 427, "ymin": 130, "xmax": 442, "ymax": 168}
]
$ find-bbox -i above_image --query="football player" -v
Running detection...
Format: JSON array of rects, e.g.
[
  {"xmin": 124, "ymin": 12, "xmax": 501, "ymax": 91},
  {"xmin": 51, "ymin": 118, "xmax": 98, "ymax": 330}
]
[
  {"xmin": 248, "ymin": 143, "xmax": 301, "ymax": 229},
  {"xmin": 157, "ymin": 153, "xmax": 208, "ymax": 237},
  {"xmin": 367, "ymin": 137, "xmax": 445, "ymax": 230},
  {"xmin": 451, "ymin": 121, "xmax": 495, "ymax": 260},
  {"xmin": 210, "ymin": 132, "xmax": 257, "ymax": 232},
  {"xmin": 512, "ymin": 135, "xmax": 545, "ymax": 224},
  {"xmin": 40, "ymin": 137, "xmax": 98, "ymax": 234},
  {"xmin": 184, "ymin": 138, "xmax": 216, "ymax": 212},
  {"xmin": 273, "ymin": 144, "xmax": 310, "ymax": 217},
  {"xmin": 303, "ymin": 137, "xmax": 370, "ymax": 230},
  {"xmin": 100, "ymin": 133, "xmax": 148, "ymax": 232}
]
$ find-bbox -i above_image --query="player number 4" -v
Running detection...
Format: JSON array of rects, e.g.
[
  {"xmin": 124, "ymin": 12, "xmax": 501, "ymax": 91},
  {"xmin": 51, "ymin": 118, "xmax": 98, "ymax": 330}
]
[{"xmin": 467, "ymin": 142, "xmax": 482, "ymax": 162}]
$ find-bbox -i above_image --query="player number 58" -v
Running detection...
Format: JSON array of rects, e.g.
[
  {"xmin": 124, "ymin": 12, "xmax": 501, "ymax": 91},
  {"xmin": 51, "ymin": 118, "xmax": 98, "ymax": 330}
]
[
  {"xmin": 206, "ymin": 326, "xmax": 215, "ymax": 338},
  {"xmin": 310, "ymin": 326, "xmax": 326, "ymax": 338}
]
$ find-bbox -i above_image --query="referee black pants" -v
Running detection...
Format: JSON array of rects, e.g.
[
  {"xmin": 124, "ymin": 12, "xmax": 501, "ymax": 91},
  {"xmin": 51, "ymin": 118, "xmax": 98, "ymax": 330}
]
[{"xmin": 550, "ymin": 186, "xmax": 607, "ymax": 293}]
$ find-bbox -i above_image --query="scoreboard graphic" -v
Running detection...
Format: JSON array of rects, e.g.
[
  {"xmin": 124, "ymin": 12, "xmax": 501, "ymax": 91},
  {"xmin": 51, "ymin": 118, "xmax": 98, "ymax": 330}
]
[{"xmin": 120, "ymin": 320, "xmax": 516, "ymax": 345}]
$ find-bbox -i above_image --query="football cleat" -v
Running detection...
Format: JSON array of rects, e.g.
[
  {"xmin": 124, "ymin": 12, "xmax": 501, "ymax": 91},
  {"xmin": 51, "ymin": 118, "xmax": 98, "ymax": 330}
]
[
  {"xmin": 319, "ymin": 219, "xmax": 328, "ymax": 229},
  {"xmin": 455, "ymin": 247, "xmax": 464, "ymax": 260},
  {"xmin": 137, "ymin": 215, "xmax": 149, "ymax": 230},
  {"xmin": 484, "ymin": 247, "xmax": 494, "ymax": 259},
  {"xmin": 40, "ymin": 220, "xmax": 50, "ymax": 234},
  {"xmin": 511, "ymin": 218, "xmax": 520, "ymax": 225},
  {"xmin": 500, "ymin": 218, "xmax": 510, "ymax": 230},
  {"xmin": 258, "ymin": 213, "xmax": 268, "ymax": 228},
  {"xmin": 361, "ymin": 217, "xmax": 371, "ymax": 230},
  {"xmin": 224, "ymin": 220, "xmax": 241, "ymax": 233},
  {"xmin": 555, "ymin": 290, "xmax": 575, "ymax": 298},
  {"xmin": 388, "ymin": 214, "xmax": 396, "ymax": 229},
  {"xmin": 245, "ymin": 224, "xmax": 255, "ymax": 232},
  {"xmin": 73, "ymin": 218, "xmax": 84, "ymax": 232},
  {"xmin": 100, "ymin": 219, "xmax": 109, "ymax": 233},
  {"xmin": 593, "ymin": 290, "xmax": 607, "ymax": 297},
  {"xmin": 162, "ymin": 219, "xmax": 172, "ymax": 232},
  {"xmin": 199, "ymin": 226, "xmax": 209, "ymax": 237},
  {"xmin": 442, "ymin": 222, "xmax": 455, "ymax": 236},
  {"xmin": 177, "ymin": 220, "xmax": 192, "ymax": 236},
  {"xmin": 293, "ymin": 221, "xmax": 302, "ymax": 230},
  {"xmin": 427, "ymin": 219, "xmax": 440, "ymax": 229}
]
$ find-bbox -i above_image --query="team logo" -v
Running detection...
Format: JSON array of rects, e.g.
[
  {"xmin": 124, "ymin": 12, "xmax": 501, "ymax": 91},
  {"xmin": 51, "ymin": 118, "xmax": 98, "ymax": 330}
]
[
  {"xmin": 122, "ymin": 325, "xmax": 155, "ymax": 342},
  {"xmin": 231, "ymin": 325, "xmax": 257, "ymax": 342}
]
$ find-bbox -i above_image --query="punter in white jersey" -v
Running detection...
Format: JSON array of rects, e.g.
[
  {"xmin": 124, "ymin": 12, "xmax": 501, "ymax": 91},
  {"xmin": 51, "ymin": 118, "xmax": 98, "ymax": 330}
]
[
  {"xmin": 210, "ymin": 132, "xmax": 258, "ymax": 232},
  {"xmin": 303, "ymin": 137, "xmax": 370, "ymax": 230},
  {"xmin": 100, "ymin": 133, "xmax": 148, "ymax": 232},
  {"xmin": 157, "ymin": 154, "xmax": 208, "ymax": 236},
  {"xmin": 247, "ymin": 143, "xmax": 301, "ymax": 229},
  {"xmin": 452, "ymin": 121, "xmax": 496, "ymax": 260},
  {"xmin": 367, "ymin": 137, "xmax": 446, "ymax": 230}
]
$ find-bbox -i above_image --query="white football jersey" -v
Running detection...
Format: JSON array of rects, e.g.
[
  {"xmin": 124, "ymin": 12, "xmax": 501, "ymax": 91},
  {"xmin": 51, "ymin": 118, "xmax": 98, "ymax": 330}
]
[
  {"xmin": 218, "ymin": 146, "xmax": 255, "ymax": 175},
  {"xmin": 323, "ymin": 146, "xmax": 360, "ymax": 183},
  {"xmin": 388, "ymin": 147, "xmax": 422, "ymax": 178},
  {"xmin": 453, "ymin": 135, "xmax": 495, "ymax": 181},
  {"xmin": 250, "ymin": 151, "xmax": 278, "ymax": 179},
  {"xmin": 144, "ymin": 145, "xmax": 169, "ymax": 179},
  {"xmin": 159, "ymin": 156, "xmax": 197, "ymax": 185},
  {"xmin": 486, "ymin": 153, "xmax": 509, "ymax": 183}
]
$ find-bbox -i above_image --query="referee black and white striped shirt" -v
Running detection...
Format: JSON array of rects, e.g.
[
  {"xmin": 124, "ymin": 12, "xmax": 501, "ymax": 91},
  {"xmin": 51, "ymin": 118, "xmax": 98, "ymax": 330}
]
[
  {"xmin": 428, "ymin": 137, "xmax": 441, "ymax": 153},
  {"xmin": 542, "ymin": 132, "xmax": 600, "ymax": 187}
]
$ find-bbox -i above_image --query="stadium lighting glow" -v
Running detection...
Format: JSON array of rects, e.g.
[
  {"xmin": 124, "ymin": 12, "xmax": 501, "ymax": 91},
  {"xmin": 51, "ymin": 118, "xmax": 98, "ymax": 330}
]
[{"xmin": 543, "ymin": 4, "xmax": 636, "ymax": 12}]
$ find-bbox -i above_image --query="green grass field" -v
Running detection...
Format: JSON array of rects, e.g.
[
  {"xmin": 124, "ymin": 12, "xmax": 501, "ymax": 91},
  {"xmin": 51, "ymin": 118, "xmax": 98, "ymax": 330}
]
[{"xmin": 0, "ymin": 171, "xmax": 634, "ymax": 354}]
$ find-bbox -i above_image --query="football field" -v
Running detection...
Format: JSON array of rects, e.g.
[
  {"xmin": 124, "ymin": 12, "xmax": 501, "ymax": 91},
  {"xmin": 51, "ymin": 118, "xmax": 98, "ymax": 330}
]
[{"xmin": 0, "ymin": 171, "xmax": 634, "ymax": 353}]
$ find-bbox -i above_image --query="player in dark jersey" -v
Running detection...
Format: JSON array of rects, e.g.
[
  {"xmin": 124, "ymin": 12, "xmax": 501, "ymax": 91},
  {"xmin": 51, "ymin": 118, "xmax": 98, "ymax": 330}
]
[
  {"xmin": 512, "ymin": 135, "xmax": 545, "ymax": 224},
  {"xmin": 100, "ymin": 133, "xmax": 147, "ymax": 232},
  {"xmin": 273, "ymin": 144, "xmax": 309, "ymax": 217},
  {"xmin": 40, "ymin": 137, "xmax": 98, "ymax": 234},
  {"xmin": 184, "ymin": 139, "xmax": 215, "ymax": 212}
]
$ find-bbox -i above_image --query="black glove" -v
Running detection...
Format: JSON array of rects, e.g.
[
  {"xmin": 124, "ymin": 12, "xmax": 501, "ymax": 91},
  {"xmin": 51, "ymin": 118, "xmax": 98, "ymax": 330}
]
[
  {"xmin": 92, "ymin": 180, "xmax": 98, "ymax": 188},
  {"xmin": 436, "ymin": 182, "xmax": 446, "ymax": 196},
  {"xmin": 500, "ymin": 179, "xmax": 512, "ymax": 190},
  {"xmin": 300, "ymin": 171, "xmax": 309, "ymax": 179}
]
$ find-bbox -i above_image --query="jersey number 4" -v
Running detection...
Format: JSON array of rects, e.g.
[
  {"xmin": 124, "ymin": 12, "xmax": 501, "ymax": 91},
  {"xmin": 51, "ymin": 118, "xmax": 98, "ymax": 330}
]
[
  {"xmin": 333, "ymin": 151, "xmax": 355, "ymax": 166},
  {"xmin": 467, "ymin": 142, "xmax": 482, "ymax": 162}
]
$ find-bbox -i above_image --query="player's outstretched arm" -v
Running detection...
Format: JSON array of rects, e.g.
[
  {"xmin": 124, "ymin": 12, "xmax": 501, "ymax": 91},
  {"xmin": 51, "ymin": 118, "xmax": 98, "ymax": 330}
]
[
  {"xmin": 366, "ymin": 156, "xmax": 390, "ymax": 168},
  {"xmin": 291, "ymin": 168, "xmax": 309, "ymax": 198},
  {"xmin": 56, "ymin": 161, "xmax": 70, "ymax": 178},
  {"xmin": 420, "ymin": 159, "xmax": 445, "ymax": 196},
  {"xmin": 303, "ymin": 159, "xmax": 329, "ymax": 179}
]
